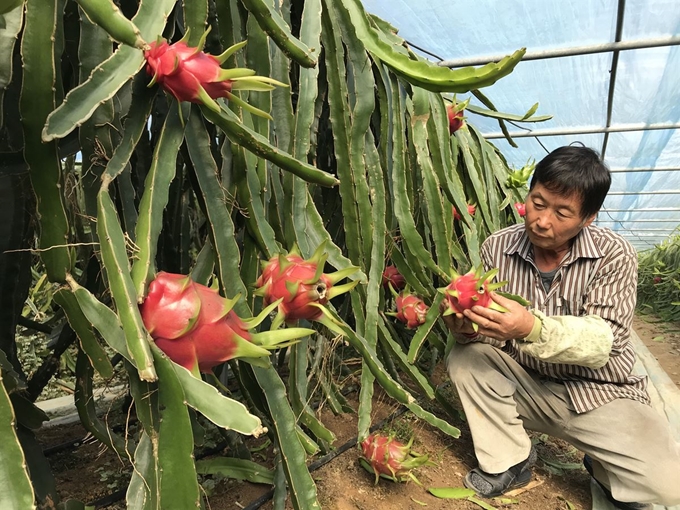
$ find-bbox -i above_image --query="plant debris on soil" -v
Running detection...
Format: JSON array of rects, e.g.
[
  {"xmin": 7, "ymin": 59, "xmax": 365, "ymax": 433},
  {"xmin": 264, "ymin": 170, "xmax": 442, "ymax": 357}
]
[{"xmin": 37, "ymin": 312, "xmax": 680, "ymax": 510}]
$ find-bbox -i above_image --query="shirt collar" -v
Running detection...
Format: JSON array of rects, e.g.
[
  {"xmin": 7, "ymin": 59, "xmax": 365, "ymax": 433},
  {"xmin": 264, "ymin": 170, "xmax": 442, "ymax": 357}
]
[{"xmin": 505, "ymin": 225, "xmax": 604, "ymax": 263}]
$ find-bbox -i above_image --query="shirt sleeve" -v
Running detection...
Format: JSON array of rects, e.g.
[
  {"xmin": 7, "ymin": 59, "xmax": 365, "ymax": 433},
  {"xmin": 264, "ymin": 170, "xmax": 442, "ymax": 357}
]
[{"xmin": 516, "ymin": 310, "xmax": 613, "ymax": 369}]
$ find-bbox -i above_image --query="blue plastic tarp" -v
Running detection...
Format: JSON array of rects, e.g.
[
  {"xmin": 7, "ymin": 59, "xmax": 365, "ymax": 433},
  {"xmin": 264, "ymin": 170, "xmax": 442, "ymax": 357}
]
[{"xmin": 362, "ymin": 0, "xmax": 680, "ymax": 250}]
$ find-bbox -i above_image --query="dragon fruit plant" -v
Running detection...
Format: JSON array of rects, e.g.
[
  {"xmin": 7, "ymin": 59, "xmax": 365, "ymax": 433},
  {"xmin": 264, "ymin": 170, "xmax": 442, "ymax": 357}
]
[
  {"xmin": 139, "ymin": 272, "xmax": 312, "ymax": 376},
  {"xmin": 144, "ymin": 28, "xmax": 286, "ymax": 117},
  {"xmin": 254, "ymin": 242, "xmax": 359, "ymax": 329},
  {"xmin": 359, "ymin": 433, "xmax": 432, "ymax": 484},
  {"xmin": 382, "ymin": 265, "xmax": 406, "ymax": 291},
  {"xmin": 386, "ymin": 287, "xmax": 429, "ymax": 329}
]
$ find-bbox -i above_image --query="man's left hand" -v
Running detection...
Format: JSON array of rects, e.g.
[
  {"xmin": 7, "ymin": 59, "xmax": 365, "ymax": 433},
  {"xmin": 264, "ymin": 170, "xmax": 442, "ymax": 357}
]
[{"xmin": 463, "ymin": 292, "xmax": 535, "ymax": 341}]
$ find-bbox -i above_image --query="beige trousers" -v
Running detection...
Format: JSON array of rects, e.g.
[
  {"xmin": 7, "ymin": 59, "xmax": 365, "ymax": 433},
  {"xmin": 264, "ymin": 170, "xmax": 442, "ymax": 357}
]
[{"xmin": 447, "ymin": 342, "xmax": 680, "ymax": 506}]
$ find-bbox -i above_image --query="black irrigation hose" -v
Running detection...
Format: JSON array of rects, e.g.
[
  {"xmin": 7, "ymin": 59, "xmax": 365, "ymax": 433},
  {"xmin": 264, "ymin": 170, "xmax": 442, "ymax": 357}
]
[
  {"xmin": 44, "ymin": 420, "xmax": 130, "ymax": 456},
  {"xmin": 89, "ymin": 487, "xmax": 126, "ymax": 509},
  {"xmin": 87, "ymin": 439, "xmax": 232, "ymax": 508},
  {"xmin": 86, "ymin": 405, "xmax": 409, "ymax": 509},
  {"xmin": 242, "ymin": 405, "xmax": 409, "ymax": 510}
]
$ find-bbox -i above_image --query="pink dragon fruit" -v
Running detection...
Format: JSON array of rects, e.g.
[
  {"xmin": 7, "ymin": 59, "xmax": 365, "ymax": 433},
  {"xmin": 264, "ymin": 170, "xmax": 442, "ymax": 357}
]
[
  {"xmin": 387, "ymin": 290, "xmax": 429, "ymax": 329},
  {"xmin": 140, "ymin": 272, "xmax": 311, "ymax": 375},
  {"xmin": 144, "ymin": 28, "xmax": 285, "ymax": 116},
  {"xmin": 359, "ymin": 433, "xmax": 431, "ymax": 484},
  {"xmin": 439, "ymin": 265, "xmax": 510, "ymax": 330},
  {"xmin": 254, "ymin": 243, "xmax": 359, "ymax": 328},
  {"xmin": 446, "ymin": 99, "xmax": 469, "ymax": 134},
  {"xmin": 439, "ymin": 266, "xmax": 530, "ymax": 331},
  {"xmin": 382, "ymin": 265, "xmax": 406, "ymax": 291},
  {"xmin": 453, "ymin": 203, "xmax": 476, "ymax": 221},
  {"xmin": 514, "ymin": 202, "xmax": 526, "ymax": 217}
]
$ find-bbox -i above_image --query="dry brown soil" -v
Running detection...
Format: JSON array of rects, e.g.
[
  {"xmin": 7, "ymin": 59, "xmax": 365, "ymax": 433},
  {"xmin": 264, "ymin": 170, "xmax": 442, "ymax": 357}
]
[{"xmin": 40, "ymin": 313, "xmax": 680, "ymax": 510}]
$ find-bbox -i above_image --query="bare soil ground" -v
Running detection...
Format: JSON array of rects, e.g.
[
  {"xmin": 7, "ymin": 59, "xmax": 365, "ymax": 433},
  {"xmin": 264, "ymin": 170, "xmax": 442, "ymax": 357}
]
[{"xmin": 39, "ymin": 312, "xmax": 680, "ymax": 510}]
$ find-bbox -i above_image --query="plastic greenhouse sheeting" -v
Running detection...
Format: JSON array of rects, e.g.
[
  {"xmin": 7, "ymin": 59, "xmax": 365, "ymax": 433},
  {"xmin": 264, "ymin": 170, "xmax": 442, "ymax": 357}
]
[{"xmin": 361, "ymin": 0, "xmax": 680, "ymax": 251}]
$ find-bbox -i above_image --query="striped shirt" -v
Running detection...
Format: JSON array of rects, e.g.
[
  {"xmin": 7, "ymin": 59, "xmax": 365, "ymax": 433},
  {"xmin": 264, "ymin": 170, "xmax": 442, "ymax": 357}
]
[{"xmin": 481, "ymin": 223, "xmax": 649, "ymax": 413}]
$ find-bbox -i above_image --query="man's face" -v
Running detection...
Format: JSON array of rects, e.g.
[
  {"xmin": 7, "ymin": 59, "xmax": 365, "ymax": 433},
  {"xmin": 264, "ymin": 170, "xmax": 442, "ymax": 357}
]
[{"xmin": 524, "ymin": 183, "xmax": 596, "ymax": 251}]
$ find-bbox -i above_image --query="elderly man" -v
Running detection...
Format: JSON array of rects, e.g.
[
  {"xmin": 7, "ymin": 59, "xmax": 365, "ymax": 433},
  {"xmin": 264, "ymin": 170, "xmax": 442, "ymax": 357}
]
[{"xmin": 444, "ymin": 146, "xmax": 680, "ymax": 509}]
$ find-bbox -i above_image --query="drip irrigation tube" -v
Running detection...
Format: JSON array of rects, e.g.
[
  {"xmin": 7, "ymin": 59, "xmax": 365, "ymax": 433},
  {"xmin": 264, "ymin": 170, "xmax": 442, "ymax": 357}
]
[{"xmin": 85, "ymin": 405, "xmax": 409, "ymax": 509}]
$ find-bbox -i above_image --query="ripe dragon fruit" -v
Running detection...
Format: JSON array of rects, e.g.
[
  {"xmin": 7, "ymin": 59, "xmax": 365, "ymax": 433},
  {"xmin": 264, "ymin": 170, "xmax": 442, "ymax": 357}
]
[
  {"xmin": 453, "ymin": 203, "xmax": 476, "ymax": 221},
  {"xmin": 382, "ymin": 265, "xmax": 406, "ymax": 291},
  {"xmin": 359, "ymin": 433, "xmax": 432, "ymax": 484},
  {"xmin": 144, "ymin": 28, "xmax": 285, "ymax": 117},
  {"xmin": 439, "ymin": 265, "xmax": 510, "ymax": 331},
  {"xmin": 446, "ymin": 98, "xmax": 469, "ymax": 135},
  {"xmin": 140, "ymin": 272, "xmax": 312, "ymax": 375},
  {"xmin": 386, "ymin": 288, "xmax": 429, "ymax": 329},
  {"xmin": 254, "ymin": 242, "xmax": 359, "ymax": 328},
  {"xmin": 439, "ymin": 266, "xmax": 531, "ymax": 332},
  {"xmin": 514, "ymin": 202, "xmax": 526, "ymax": 217}
]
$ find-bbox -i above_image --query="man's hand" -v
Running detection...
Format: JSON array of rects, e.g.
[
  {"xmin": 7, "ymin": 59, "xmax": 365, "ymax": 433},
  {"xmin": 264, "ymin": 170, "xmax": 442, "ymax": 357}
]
[
  {"xmin": 439, "ymin": 299, "xmax": 477, "ymax": 339},
  {"xmin": 463, "ymin": 292, "xmax": 535, "ymax": 342}
]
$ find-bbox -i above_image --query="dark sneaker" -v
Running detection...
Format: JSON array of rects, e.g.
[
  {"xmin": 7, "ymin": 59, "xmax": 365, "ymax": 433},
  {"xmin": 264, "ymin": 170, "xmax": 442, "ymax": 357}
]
[
  {"xmin": 583, "ymin": 455, "xmax": 652, "ymax": 510},
  {"xmin": 464, "ymin": 446, "xmax": 537, "ymax": 498}
]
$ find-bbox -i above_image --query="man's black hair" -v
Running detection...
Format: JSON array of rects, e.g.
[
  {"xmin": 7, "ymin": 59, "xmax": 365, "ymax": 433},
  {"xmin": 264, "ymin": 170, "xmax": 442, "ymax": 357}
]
[{"xmin": 529, "ymin": 145, "xmax": 611, "ymax": 219}]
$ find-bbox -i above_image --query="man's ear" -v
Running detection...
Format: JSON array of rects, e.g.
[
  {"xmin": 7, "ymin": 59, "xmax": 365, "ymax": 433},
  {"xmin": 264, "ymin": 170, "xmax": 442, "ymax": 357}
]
[{"xmin": 582, "ymin": 214, "xmax": 597, "ymax": 228}]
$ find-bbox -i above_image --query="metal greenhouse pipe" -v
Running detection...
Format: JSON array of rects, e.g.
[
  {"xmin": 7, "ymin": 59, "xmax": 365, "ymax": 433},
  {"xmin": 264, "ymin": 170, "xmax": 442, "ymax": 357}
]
[
  {"xmin": 607, "ymin": 190, "xmax": 680, "ymax": 195},
  {"xmin": 482, "ymin": 121, "xmax": 680, "ymax": 139},
  {"xmin": 609, "ymin": 167, "xmax": 680, "ymax": 173},
  {"xmin": 615, "ymin": 228, "xmax": 680, "ymax": 232},
  {"xmin": 438, "ymin": 34, "xmax": 680, "ymax": 68},
  {"xmin": 600, "ymin": 0, "xmax": 626, "ymax": 160},
  {"xmin": 601, "ymin": 208, "xmax": 680, "ymax": 212},
  {"xmin": 597, "ymin": 219, "xmax": 680, "ymax": 223}
]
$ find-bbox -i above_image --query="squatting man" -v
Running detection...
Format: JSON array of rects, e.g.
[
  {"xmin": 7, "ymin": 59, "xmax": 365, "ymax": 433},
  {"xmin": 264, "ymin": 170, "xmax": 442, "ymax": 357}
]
[{"xmin": 442, "ymin": 145, "xmax": 680, "ymax": 510}]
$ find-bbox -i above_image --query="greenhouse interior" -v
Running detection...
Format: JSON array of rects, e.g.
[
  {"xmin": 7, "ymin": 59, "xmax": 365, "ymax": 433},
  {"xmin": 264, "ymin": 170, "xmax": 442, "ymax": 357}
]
[{"xmin": 0, "ymin": 0, "xmax": 679, "ymax": 509}]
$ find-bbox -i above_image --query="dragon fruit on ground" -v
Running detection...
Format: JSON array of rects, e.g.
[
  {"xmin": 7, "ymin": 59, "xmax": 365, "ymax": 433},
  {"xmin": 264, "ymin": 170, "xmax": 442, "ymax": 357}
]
[
  {"xmin": 387, "ymin": 289, "xmax": 429, "ymax": 329},
  {"xmin": 140, "ymin": 272, "xmax": 312, "ymax": 375},
  {"xmin": 144, "ymin": 28, "xmax": 285, "ymax": 116},
  {"xmin": 359, "ymin": 433, "xmax": 432, "ymax": 484},
  {"xmin": 382, "ymin": 265, "xmax": 406, "ymax": 291},
  {"xmin": 254, "ymin": 242, "xmax": 359, "ymax": 328}
]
